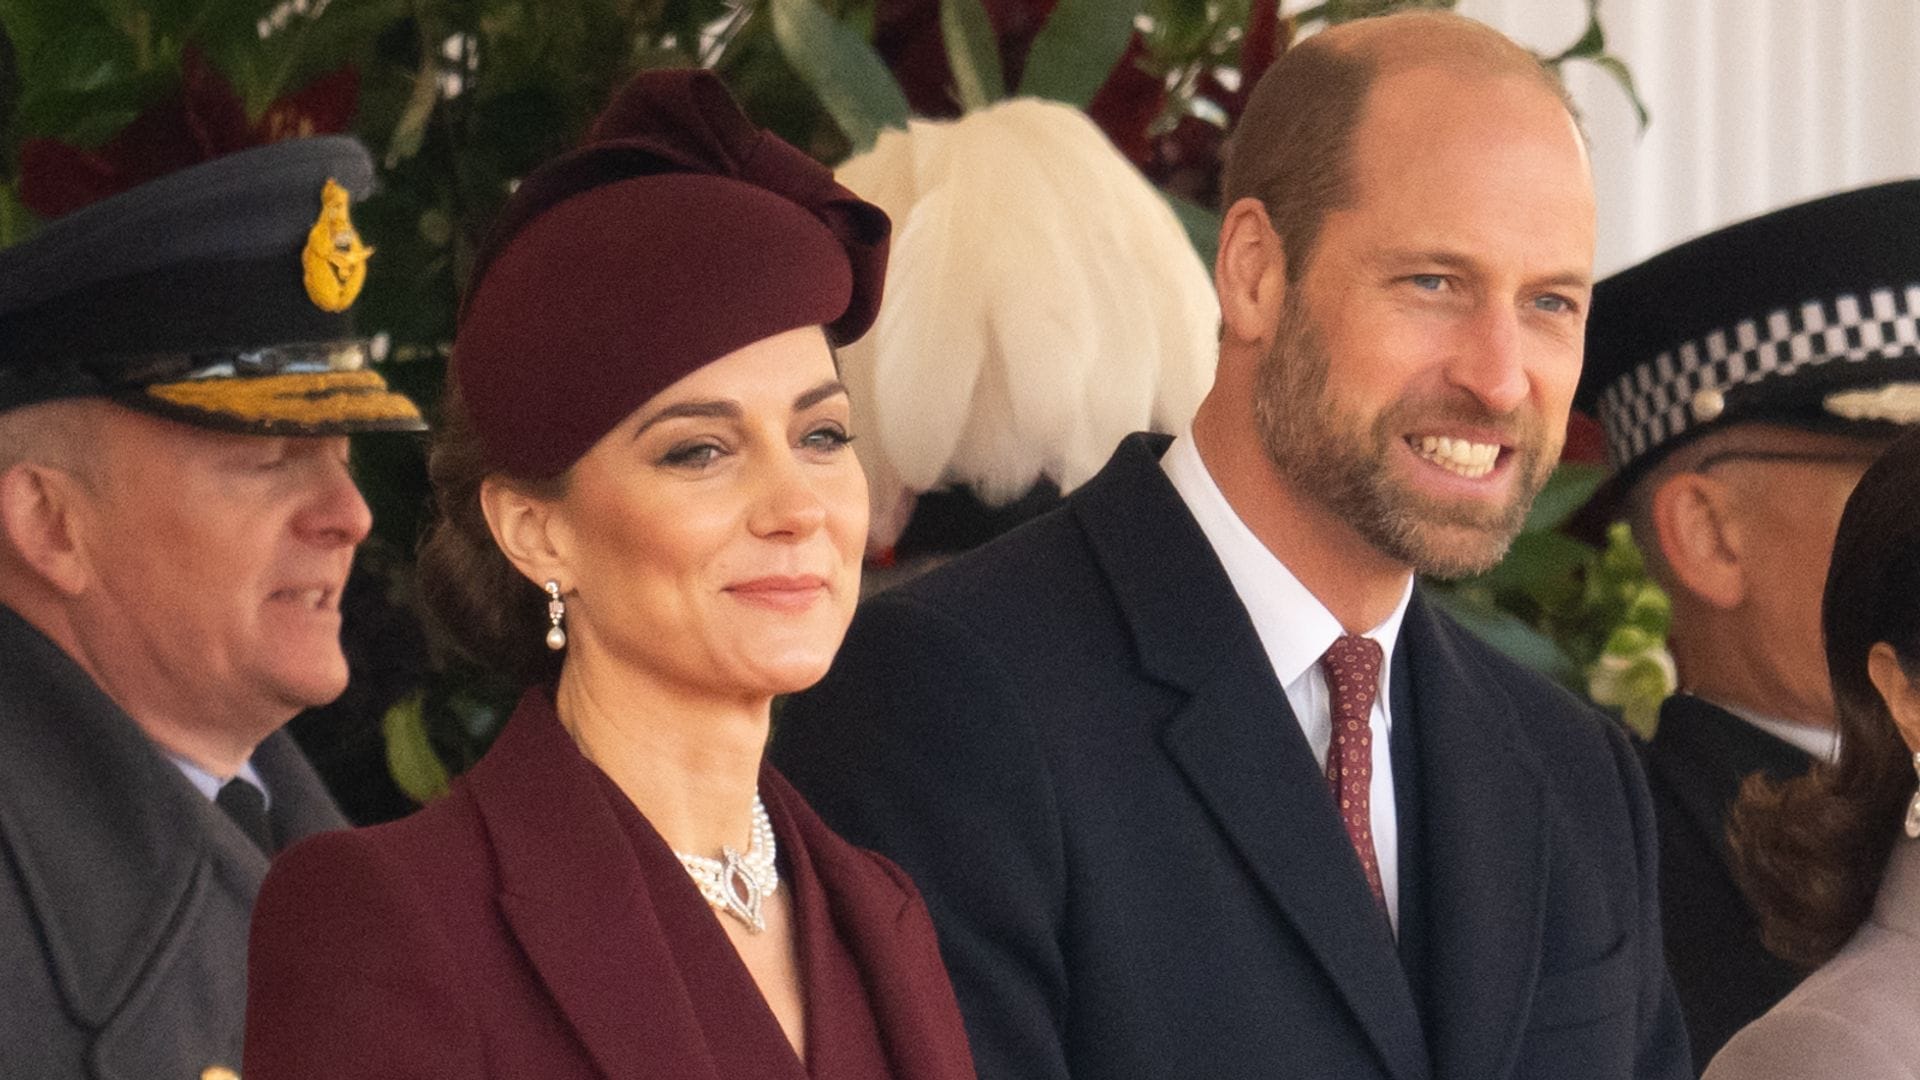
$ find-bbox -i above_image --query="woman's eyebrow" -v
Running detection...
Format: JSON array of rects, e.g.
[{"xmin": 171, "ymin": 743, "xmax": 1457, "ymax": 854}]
[
  {"xmin": 794, "ymin": 380, "xmax": 849, "ymax": 412},
  {"xmin": 630, "ymin": 400, "xmax": 740, "ymax": 440}
]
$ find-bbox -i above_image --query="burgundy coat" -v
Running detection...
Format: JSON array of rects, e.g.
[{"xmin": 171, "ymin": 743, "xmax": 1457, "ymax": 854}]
[{"xmin": 244, "ymin": 688, "xmax": 976, "ymax": 1080}]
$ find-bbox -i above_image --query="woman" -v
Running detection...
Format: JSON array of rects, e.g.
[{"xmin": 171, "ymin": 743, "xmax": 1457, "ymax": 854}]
[
  {"xmin": 1705, "ymin": 426, "xmax": 1920, "ymax": 1079},
  {"xmin": 244, "ymin": 70, "xmax": 976, "ymax": 1079}
]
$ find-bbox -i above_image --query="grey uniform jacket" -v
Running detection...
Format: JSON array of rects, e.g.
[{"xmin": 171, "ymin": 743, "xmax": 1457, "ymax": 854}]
[
  {"xmin": 0, "ymin": 604, "xmax": 346, "ymax": 1079},
  {"xmin": 1704, "ymin": 838, "xmax": 1920, "ymax": 1080}
]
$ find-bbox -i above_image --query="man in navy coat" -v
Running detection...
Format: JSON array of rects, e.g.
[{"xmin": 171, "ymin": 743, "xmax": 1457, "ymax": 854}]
[{"xmin": 775, "ymin": 11, "xmax": 1690, "ymax": 1080}]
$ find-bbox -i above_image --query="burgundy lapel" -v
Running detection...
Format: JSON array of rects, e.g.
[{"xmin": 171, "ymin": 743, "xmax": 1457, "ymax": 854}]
[
  {"xmin": 764, "ymin": 770, "xmax": 978, "ymax": 1080},
  {"xmin": 466, "ymin": 688, "xmax": 722, "ymax": 1080}
]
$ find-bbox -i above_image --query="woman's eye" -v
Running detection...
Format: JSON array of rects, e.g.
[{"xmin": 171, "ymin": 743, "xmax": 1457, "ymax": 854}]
[
  {"xmin": 802, "ymin": 425, "xmax": 854, "ymax": 452},
  {"xmin": 659, "ymin": 442, "xmax": 724, "ymax": 468}
]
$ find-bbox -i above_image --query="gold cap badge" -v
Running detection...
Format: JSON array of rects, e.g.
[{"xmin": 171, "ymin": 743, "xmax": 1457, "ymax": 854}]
[
  {"xmin": 302, "ymin": 177, "xmax": 373, "ymax": 313},
  {"xmin": 201, "ymin": 1067, "xmax": 241, "ymax": 1080}
]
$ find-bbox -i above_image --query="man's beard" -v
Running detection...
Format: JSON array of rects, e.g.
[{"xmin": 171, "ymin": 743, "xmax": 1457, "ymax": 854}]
[{"xmin": 1251, "ymin": 293, "xmax": 1558, "ymax": 580}]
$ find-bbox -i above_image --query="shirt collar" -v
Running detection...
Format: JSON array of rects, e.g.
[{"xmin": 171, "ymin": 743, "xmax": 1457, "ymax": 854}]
[
  {"xmin": 165, "ymin": 751, "xmax": 271, "ymax": 807},
  {"xmin": 1707, "ymin": 699, "xmax": 1842, "ymax": 763},
  {"xmin": 1161, "ymin": 428, "xmax": 1414, "ymax": 687}
]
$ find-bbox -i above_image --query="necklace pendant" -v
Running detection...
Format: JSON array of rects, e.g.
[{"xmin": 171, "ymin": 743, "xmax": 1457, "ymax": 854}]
[
  {"xmin": 674, "ymin": 792, "xmax": 778, "ymax": 934},
  {"xmin": 720, "ymin": 847, "xmax": 766, "ymax": 933}
]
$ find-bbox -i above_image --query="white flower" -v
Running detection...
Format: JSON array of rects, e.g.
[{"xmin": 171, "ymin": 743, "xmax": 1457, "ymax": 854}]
[
  {"xmin": 836, "ymin": 98, "xmax": 1218, "ymax": 548},
  {"xmin": 1587, "ymin": 645, "xmax": 1677, "ymax": 737}
]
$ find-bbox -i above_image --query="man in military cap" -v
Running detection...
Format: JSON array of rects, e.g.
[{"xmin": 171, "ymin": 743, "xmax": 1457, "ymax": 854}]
[
  {"xmin": 1575, "ymin": 178, "xmax": 1920, "ymax": 1068},
  {"xmin": 0, "ymin": 134, "xmax": 423, "ymax": 1076}
]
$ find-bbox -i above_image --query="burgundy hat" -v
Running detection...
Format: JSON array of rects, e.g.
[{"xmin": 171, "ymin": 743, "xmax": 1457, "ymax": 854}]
[{"xmin": 453, "ymin": 69, "xmax": 891, "ymax": 478}]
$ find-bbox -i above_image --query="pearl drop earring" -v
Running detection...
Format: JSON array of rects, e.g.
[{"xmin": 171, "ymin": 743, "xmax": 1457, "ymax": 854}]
[{"xmin": 544, "ymin": 581, "xmax": 567, "ymax": 651}]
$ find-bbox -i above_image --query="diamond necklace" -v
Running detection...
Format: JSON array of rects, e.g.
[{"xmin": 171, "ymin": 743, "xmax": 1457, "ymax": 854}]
[{"xmin": 674, "ymin": 793, "xmax": 779, "ymax": 933}]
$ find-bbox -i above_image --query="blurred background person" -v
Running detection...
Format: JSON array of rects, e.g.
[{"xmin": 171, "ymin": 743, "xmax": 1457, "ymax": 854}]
[
  {"xmin": 1702, "ymin": 425, "xmax": 1920, "ymax": 1078},
  {"xmin": 242, "ymin": 70, "xmax": 975, "ymax": 1080},
  {"xmin": 0, "ymin": 135, "xmax": 424, "ymax": 1078},
  {"xmin": 1571, "ymin": 179, "xmax": 1920, "ymax": 1066}
]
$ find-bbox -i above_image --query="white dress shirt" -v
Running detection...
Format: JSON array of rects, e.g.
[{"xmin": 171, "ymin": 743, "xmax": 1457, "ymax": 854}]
[
  {"xmin": 1711, "ymin": 700, "xmax": 1842, "ymax": 764},
  {"xmin": 167, "ymin": 752, "xmax": 272, "ymax": 808},
  {"xmin": 1163, "ymin": 430, "xmax": 1413, "ymax": 930}
]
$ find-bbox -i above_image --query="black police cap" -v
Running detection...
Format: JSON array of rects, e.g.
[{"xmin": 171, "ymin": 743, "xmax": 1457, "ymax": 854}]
[{"xmin": 1576, "ymin": 178, "xmax": 1920, "ymax": 498}]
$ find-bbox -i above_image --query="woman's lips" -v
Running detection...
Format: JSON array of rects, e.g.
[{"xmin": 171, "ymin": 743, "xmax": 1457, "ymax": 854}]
[{"xmin": 725, "ymin": 575, "xmax": 830, "ymax": 611}]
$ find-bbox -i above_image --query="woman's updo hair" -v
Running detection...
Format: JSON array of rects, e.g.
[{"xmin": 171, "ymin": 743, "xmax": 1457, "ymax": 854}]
[
  {"xmin": 1728, "ymin": 426, "xmax": 1920, "ymax": 967},
  {"xmin": 414, "ymin": 386, "xmax": 567, "ymax": 686}
]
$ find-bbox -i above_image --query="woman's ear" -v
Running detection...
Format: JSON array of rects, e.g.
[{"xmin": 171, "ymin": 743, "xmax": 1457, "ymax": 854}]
[
  {"xmin": 1649, "ymin": 469, "xmax": 1747, "ymax": 611},
  {"xmin": 1214, "ymin": 197, "xmax": 1289, "ymax": 349},
  {"xmin": 479, "ymin": 476, "xmax": 571, "ymax": 591},
  {"xmin": 1866, "ymin": 641, "xmax": 1920, "ymax": 754}
]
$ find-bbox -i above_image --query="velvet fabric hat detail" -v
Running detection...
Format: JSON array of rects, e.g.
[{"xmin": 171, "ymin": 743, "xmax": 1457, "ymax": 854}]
[{"xmin": 453, "ymin": 69, "xmax": 891, "ymax": 479}]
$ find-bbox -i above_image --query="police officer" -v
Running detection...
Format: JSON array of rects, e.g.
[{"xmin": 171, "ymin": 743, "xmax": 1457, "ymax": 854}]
[
  {"xmin": 1575, "ymin": 179, "xmax": 1920, "ymax": 1069},
  {"xmin": 0, "ymin": 135, "xmax": 424, "ymax": 1077}
]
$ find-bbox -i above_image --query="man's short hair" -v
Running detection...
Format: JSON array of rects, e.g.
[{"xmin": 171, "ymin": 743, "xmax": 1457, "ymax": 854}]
[
  {"xmin": 1221, "ymin": 12, "xmax": 1576, "ymax": 283},
  {"xmin": 0, "ymin": 400, "xmax": 98, "ymax": 484}
]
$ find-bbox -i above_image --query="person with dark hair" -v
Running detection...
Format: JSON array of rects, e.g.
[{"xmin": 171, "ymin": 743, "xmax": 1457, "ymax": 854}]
[
  {"xmin": 774, "ymin": 11, "xmax": 1689, "ymax": 1080},
  {"xmin": 1701, "ymin": 426, "xmax": 1920, "ymax": 1078},
  {"xmin": 241, "ymin": 71, "xmax": 975, "ymax": 1080},
  {"xmin": 0, "ymin": 132, "xmax": 423, "ymax": 1078},
  {"xmin": 1569, "ymin": 179, "xmax": 1920, "ymax": 1068}
]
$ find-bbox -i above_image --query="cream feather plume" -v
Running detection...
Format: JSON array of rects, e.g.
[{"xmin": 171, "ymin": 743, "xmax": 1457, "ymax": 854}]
[{"xmin": 835, "ymin": 98, "xmax": 1217, "ymax": 550}]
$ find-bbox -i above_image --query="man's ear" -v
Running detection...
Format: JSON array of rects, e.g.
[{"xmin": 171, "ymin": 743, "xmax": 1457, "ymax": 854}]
[
  {"xmin": 1215, "ymin": 197, "xmax": 1289, "ymax": 349},
  {"xmin": 478, "ymin": 477, "xmax": 571, "ymax": 591},
  {"xmin": 1649, "ymin": 470, "xmax": 1747, "ymax": 611},
  {"xmin": 0, "ymin": 462, "xmax": 93, "ymax": 596}
]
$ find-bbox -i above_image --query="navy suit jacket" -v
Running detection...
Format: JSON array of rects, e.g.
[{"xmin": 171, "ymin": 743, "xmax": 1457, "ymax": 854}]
[{"xmin": 775, "ymin": 433, "xmax": 1691, "ymax": 1080}]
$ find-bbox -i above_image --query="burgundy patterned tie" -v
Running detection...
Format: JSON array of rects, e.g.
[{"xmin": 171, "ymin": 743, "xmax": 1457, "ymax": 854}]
[{"xmin": 1320, "ymin": 634, "xmax": 1385, "ymax": 904}]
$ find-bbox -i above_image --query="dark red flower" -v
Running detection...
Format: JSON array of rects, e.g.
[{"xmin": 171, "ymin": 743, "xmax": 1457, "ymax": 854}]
[
  {"xmin": 1227, "ymin": 4, "xmax": 1292, "ymax": 119},
  {"xmin": 1085, "ymin": 34, "xmax": 1164, "ymax": 167},
  {"xmin": 875, "ymin": 0, "xmax": 1060, "ymax": 117},
  {"xmin": 18, "ymin": 48, "xmax": 358, "ymax": 220},
  {"xmin": 258, "ymin": 64, "xmax": 360, "ymax": 143},
  {"xmin": 1562, "ymin": 411, "xmax": 1610, "ymax": 465}
]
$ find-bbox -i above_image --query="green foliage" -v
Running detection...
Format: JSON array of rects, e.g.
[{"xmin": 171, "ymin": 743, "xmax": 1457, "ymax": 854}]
[
  {"xmin": 939, "ymin": 0, "xmax": 1002, "ymax": 111},
  {"xmin": 1018, "ymin": 0, "xmax": 1145, "ymax": 106},
  {"xmin": 1550, "ymin": 0, "xmax": 1648, "ymax": 129},
  {"xmin": 1432, "ymin": 509, "xmax": 1674, "ymax": 736},
  {"xmin": 382, "ymin": 691, "xmax": 450, "ymax": 805},
  {"xmin": 1163, "ymin": 189, "xmax": 1221, "ymax": 267},
  {"xmin": 768, "ymin": 0, "xmax": 909, "ymax": 151}
]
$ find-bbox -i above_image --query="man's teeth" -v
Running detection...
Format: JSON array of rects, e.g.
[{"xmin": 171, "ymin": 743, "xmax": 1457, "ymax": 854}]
[{"xmin": 1413, "ymin": 435, "xmax": 1500, "ymax": 479}]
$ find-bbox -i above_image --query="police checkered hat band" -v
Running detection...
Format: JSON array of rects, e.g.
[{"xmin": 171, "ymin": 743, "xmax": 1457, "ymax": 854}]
[
  {"xmin": 1597, "ymin": 283, "xmax": 1920, "ymax": 468},
  {"xmin": 1577, "ymin": 178, "xmax": 1920, "ymax": 488}
]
